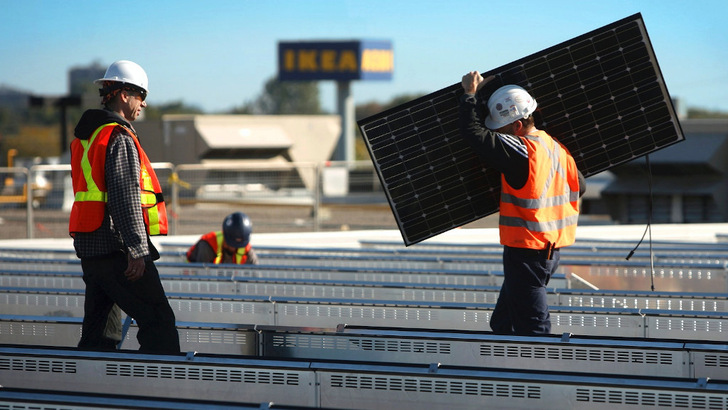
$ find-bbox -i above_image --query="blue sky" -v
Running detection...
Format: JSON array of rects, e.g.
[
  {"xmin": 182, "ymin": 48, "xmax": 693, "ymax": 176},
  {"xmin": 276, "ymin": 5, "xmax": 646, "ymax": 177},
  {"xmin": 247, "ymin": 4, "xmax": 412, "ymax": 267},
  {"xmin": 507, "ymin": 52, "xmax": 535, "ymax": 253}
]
[{"xmin": 1, "ymin": 0, "xmax": 726, "ymax": 114}]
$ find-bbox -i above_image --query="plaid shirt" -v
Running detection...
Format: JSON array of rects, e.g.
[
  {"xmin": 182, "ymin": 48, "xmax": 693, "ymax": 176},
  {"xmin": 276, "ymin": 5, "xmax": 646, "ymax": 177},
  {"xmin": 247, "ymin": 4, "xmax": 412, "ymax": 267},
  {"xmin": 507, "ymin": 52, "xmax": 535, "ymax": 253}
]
[{"xmin": 73, "ymin": 124, "xmax": 154, "ymax": 260}]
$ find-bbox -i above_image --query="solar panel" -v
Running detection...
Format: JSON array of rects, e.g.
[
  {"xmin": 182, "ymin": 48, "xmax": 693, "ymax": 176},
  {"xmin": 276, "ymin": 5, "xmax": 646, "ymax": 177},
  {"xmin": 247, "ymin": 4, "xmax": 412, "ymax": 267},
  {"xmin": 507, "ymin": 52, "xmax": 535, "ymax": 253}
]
[{"xmin": 358, "ymin": 13, "xmax": 684, "ymax": 246}]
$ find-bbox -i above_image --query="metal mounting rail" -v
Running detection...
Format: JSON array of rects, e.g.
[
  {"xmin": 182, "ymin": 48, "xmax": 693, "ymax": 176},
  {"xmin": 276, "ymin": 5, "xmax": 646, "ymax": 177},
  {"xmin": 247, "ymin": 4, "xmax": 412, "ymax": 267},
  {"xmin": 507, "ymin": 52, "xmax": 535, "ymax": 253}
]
[
  {"xmin": 1, "ymin": 270, "xmax": 725, "ymax": 311},
  {"xmin": 2, "ymin": 315, "xmax": 727, "ymax": 380},
  {"xmin": 6, "ymin": 241, "xmax": 728, "ymax": 270},
  {"xmin": 3, "ymin": 253, "xmax": 724, "ymax": 293},
  {"xmin": 357, "ymin": 239, "xmax": 728, "ymax": 265},
  {"xmin": 8, "ymin": 242, "xmax": 728, "ymax": 265},
  {"xmin": 0, "ymin": 344, "xmax": 727, "ymax": 410},
  {"xmin": 1, "ymin": 287, "xmax": 727, "ymax": 340},
  {"xmin": 0, "ymin": 256, "xmax": 562, "ymax": 288},
  {"xmin": 159, "ymin": 239, "xmax": 728, "ymax": 258},
  {"xmin": 250, "ymin": 245, "xmax": 728, "ymax": 266},
  {"xmin": 359, "ymin": 239, "xmax": 728, "ymax": 253},
  {"xmin": 0, "ymin": 387, "xmax": 308, "ymax": 410}
]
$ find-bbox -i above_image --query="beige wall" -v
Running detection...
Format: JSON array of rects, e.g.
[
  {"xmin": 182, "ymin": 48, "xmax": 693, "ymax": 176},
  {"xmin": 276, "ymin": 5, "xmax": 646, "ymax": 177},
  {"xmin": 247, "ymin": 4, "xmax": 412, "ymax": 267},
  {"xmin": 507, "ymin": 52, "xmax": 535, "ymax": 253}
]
[{"xmin": 135, "ymin": 114, "xmax": 341, "ymax": 166}]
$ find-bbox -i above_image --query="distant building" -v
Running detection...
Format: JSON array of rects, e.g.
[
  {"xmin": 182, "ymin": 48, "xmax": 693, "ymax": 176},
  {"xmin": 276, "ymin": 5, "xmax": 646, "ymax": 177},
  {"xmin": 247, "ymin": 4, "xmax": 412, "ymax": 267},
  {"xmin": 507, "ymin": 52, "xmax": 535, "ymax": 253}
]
[
  {"xmin": 602, "ymin": 118, "xmax": 728, "ymax": 223},
  {"xmin": 136, "ymin": 114, "xmax": 341, "ymax": 165},
  {"xmin": 134, "ymin": 114, "xmax": 341, "ymax": 194},
  {"xmin": 69, "ymin": 62, "xmax": 105, "ymax": 96}
]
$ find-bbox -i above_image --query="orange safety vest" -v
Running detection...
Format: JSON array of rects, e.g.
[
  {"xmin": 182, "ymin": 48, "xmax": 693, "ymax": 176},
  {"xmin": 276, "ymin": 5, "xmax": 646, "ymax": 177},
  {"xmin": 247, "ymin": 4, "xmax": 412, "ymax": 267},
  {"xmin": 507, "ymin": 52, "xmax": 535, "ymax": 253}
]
[
  {"xmin": 69, "ymin": 122, "xmax": 168, "ymax": 236},
  {"xmin": 499, "ymin": 130, "xmax": 580, "ymax": 249},
  {"xmin": 187, "ymin": 231, "xmax": 251, "ymax": 264}
]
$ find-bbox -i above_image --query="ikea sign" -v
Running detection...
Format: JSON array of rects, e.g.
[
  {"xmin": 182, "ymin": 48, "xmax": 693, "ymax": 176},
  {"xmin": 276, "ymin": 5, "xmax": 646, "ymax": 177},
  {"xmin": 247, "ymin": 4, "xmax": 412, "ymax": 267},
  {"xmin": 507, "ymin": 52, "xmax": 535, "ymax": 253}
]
[{"xmin": 278, "ymin": 40, "xmax": 393, "ymax": 81}]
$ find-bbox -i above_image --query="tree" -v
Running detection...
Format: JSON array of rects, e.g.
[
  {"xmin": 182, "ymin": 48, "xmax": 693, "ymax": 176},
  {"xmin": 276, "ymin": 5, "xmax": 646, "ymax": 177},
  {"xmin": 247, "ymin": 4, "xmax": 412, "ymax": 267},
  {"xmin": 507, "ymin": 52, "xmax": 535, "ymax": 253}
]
[
  {"xmin": 687, "ymin": 108, "xmax": 728, "ymax": 119},
  {"xmin": 2, "ymin": 125, "xmax": 60, "ymax": 159},
  {"xmin": 242, "ymin": 76, "xmax": 322, "ymax": 115},
  {"xmin": 354, "ymin": 93, "xmax": 426, "ymax": 160},
  {"xmin": 0, "ymin": 106, "xmax": 21, "ymax": 136}
]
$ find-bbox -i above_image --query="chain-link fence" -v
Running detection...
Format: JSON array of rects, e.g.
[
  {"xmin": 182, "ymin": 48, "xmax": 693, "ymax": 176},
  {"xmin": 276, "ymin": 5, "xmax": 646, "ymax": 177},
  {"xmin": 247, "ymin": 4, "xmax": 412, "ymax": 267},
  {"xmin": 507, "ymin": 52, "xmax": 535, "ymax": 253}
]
[
  {"xmin": 0, "ymin": 167, "xmax": 32, "ymax": 238},
  {"xmin": 0, "ymin": 161, "xmax": 406, "ymax": 240}
]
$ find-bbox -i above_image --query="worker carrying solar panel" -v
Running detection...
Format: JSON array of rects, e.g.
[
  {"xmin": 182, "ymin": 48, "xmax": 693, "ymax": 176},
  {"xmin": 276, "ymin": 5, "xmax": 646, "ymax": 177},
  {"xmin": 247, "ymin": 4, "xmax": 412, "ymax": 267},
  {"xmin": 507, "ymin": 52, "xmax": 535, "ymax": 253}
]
[
  {"xmin": 186, "ymin": 212, "xmax": 259, "ymax": 265},
  {"xmin": 459, "ymin": 71, "xmax": 586, "ymax": 336}
]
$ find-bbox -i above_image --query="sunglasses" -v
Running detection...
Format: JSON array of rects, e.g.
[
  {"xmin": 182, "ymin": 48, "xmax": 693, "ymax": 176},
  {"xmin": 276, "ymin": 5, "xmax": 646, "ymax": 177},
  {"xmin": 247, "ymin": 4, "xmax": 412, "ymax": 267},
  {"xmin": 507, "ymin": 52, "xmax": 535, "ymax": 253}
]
[{"xmin": 124, "ymin": 87, "xmax": 147, "ymax": 102}]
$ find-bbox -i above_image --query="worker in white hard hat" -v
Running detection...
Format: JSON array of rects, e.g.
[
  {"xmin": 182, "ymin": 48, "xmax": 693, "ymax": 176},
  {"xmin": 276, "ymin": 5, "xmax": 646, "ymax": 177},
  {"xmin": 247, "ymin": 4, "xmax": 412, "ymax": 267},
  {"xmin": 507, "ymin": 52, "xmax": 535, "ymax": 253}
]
[
  {"xmin": 459, "ymin": 71, "xmax": 585, "ymax": 336},
  {"xmin": 70, "ymin": 60, "xmax": 180, "ymax": 354}
]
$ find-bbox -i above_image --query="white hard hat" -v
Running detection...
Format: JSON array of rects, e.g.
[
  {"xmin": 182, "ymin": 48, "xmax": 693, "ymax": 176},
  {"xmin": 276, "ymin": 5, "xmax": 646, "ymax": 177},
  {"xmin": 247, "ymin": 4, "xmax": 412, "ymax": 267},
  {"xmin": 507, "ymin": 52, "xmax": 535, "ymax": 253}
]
[
  {"xmin": 94, "ymin": 60, "xmax": 149, "ymax": 93},
  {"xmin": 484, "ymin": 85, "xmax": 537, "ymax": 130}
]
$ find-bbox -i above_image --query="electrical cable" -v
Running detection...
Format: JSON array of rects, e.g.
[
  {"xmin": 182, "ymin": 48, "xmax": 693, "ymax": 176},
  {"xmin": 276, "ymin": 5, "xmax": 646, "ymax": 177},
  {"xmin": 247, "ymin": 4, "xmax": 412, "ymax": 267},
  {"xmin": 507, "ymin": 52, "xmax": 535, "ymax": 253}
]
[{"xmin": 625, "ymin": 154, "xmax": 655, "ymax": 291}]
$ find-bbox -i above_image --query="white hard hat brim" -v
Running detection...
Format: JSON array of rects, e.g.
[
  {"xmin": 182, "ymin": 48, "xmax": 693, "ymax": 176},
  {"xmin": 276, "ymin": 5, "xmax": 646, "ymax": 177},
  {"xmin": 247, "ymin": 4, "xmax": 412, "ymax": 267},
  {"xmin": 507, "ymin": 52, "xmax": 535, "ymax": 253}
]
[{"xmin": 484, "ymin": 115, "xmax": 505, "ymax": 130}]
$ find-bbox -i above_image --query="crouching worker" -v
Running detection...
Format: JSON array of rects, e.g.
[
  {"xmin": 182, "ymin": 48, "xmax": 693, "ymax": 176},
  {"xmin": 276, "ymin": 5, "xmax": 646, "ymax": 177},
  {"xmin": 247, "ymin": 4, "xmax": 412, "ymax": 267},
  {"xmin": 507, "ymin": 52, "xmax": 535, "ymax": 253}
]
[{"xmin": 186, "ymin": 212, "xmax": 259, "ymax": 265}]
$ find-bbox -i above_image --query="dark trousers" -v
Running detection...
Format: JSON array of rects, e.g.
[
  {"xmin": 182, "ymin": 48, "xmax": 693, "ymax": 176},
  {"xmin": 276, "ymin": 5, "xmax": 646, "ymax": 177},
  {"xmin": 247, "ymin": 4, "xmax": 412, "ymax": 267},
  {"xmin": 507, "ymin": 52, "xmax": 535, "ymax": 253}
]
[
  {"xmin": 78, "ymin": 251, "xmax": 180, "ymax": 354},
  {"xmin": 490, "ymin": 245, "xmax": 560, "ymax": 335}
]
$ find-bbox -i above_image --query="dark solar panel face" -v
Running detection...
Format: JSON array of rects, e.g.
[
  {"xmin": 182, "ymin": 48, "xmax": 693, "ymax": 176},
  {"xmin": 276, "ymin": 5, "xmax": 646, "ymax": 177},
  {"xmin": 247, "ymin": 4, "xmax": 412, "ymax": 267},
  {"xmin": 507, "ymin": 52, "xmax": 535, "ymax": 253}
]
[{"xmin": 358, "ymin": 13, "xmax": 684, "ymax": 246}]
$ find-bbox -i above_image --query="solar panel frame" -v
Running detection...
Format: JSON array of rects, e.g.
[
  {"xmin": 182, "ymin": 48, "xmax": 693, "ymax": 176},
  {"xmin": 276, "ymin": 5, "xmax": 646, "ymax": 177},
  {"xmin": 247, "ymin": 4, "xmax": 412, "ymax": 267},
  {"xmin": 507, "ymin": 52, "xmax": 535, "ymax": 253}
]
[{"xmin": 358, "ymin": 13, "xmax": 684, "ymax": 246}]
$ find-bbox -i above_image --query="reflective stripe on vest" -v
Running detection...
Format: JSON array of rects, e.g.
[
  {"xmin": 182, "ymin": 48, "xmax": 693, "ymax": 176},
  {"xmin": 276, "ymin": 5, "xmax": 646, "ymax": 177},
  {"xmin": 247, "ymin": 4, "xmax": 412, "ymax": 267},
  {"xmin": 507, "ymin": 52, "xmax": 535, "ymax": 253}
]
[
  {"xmin": 74, "ymin": 123, "xmax": 113, "ymax": 203},
  {"xmin": 140, "ymin": 163, "xmax": 162, "ymax": 235},
  {"xmin": 499, "ymin": 214, "xmax": 580, "ymax": 232},
  {"xmin": 211, "ymin": 231, "xmax": 249, "ymax": 265}
]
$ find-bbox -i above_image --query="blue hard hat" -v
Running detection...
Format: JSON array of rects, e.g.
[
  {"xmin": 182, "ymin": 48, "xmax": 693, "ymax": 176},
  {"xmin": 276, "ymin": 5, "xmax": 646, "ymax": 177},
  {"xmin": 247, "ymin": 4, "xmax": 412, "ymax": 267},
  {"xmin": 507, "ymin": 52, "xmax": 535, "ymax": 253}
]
[{"xmin": 222, "ymin": 212, "xmax": 252, "ymax": 248}]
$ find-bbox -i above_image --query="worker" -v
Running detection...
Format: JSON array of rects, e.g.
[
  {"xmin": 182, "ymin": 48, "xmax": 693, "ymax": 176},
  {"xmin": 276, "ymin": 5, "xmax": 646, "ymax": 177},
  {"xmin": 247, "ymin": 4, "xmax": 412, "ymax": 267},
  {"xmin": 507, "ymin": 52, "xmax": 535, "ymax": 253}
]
[
  {"xmin": 186, "ymin": 212, "xmax": 259, "ymax": 264},
  {"xmin": 70, "ymin": 60, "xmax": 180, "ymax": 353},
  {"xmin": 458, "ymin": 71, "xmax": 585, "ymax": 335}
]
